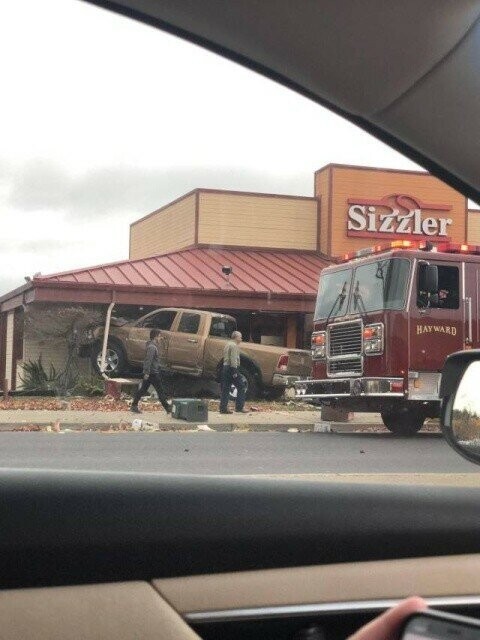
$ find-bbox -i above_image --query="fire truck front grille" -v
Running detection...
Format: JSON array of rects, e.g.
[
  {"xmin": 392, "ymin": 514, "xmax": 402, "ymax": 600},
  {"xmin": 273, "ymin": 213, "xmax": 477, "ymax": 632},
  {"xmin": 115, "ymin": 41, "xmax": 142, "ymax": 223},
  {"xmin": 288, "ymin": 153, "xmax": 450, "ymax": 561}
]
[
  {"xmin": 327, "ymin": 321, "xmax": 363, "ymax": 377},
  {"xmin": 328, "ymin": 322, "xmax": 362, "ymax": 357},
  {"xmin": 328, "ymin": 358, "xmax": 363, "ymax": 376}
]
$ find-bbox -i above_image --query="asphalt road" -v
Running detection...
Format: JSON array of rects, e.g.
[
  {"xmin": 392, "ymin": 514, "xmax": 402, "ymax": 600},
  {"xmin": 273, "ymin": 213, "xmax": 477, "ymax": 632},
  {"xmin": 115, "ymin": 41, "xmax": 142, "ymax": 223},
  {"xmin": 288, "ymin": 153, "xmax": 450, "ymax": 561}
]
[{"xmin": 0, "ymin": 431, "xmax": 478, "ymax": 475}]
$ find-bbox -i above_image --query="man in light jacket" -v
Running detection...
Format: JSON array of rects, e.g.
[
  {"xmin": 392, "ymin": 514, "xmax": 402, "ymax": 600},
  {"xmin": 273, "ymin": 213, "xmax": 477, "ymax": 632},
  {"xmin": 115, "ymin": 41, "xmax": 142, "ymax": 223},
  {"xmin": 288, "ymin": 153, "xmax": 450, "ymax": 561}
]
[
  {"xmin": 219, "ymin": 331, "xmax": 248, "ymax": 414},
  {"xmin": 131, "ymin": 329, "xmax": 171, "ymax": 414}
]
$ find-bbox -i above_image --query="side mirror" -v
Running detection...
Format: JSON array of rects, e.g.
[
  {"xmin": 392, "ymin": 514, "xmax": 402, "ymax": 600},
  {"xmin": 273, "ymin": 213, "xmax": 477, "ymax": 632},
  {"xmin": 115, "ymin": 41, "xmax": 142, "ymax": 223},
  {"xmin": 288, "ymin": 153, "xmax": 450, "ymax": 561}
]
[
  {"xmin": 419, "ymin": 264, "xmax": 438, "ymax": 293},
  {"xmin": 440, "ymin": 350, "xmax": 480, "ymax": 465}
]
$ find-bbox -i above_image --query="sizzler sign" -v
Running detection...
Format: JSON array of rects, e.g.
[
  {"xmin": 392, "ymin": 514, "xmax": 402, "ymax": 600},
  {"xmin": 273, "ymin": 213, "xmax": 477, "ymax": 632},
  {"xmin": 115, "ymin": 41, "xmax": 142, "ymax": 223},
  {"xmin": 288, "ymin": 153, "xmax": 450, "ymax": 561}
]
[{"xmin": 347, "ymin": 194, "xmax": 453, "ymax": 240}]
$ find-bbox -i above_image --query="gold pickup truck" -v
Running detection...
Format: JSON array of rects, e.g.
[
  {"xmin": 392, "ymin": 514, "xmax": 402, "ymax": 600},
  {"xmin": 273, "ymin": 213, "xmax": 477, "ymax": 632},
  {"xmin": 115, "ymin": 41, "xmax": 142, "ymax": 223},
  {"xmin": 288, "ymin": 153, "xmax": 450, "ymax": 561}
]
[{"xmin": 80, "ymin": 307, "xmax": 312, "ymax": 399}]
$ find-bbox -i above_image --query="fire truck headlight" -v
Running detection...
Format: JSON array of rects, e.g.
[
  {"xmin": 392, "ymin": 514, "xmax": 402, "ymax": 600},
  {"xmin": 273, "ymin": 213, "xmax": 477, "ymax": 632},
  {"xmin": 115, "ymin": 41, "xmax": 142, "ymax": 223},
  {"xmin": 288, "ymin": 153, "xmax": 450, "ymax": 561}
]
[
  {"xmin": 312, "ymin": 345, "xmax": 326, "ymax": 359},
  {"xmin": 363, "ymin": 323, "xmax": 384, "ymax": 355},
  {"xmin": 311, "ymin": 331, "xmax": 326, "ymax": 360}
]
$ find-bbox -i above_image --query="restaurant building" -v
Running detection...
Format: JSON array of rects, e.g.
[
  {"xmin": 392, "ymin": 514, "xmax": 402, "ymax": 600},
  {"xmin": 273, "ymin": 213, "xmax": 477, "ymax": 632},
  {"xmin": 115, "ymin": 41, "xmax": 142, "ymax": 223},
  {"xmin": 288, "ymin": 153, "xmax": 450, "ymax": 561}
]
[{"xmin": 1, "ymin": 163, "xmax": 479, "ymax": 390}]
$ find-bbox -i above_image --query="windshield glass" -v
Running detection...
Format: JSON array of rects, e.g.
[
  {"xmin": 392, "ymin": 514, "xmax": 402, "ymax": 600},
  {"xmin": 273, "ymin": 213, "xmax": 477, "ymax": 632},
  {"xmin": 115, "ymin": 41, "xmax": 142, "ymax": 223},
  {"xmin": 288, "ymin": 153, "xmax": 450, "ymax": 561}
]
[
  {"xmin": 349, "ymin": 258, "xmax": 411, "ymax": 314},
  {"xmin": 314, "ymin": 269, "xmax": 352, "ymax": 320},
  {"xmin": 1, "ymin": 0, "xmax": 479, "ymax": 484}
]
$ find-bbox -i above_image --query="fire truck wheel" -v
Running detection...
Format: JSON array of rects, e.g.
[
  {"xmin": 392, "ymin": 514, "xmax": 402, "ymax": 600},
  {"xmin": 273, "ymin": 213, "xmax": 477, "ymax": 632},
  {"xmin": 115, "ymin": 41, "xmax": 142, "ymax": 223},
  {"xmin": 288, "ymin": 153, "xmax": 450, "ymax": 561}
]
[{"xmin": 381, "ymin": 409, "xmax": 424, "ymax": 436}]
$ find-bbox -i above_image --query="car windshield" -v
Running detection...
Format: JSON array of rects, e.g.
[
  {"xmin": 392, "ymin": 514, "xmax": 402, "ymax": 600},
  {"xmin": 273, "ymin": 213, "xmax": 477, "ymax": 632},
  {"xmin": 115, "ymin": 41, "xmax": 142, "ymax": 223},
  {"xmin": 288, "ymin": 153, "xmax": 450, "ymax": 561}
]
[
  {"xmin": 314, "ymin": 269, "xmax": 352, "ymax": 320},
  {"xmin": 0, "ymin": 0, "xmax": 479, "ymax": 486},
  {"xmin": 349, "ymin": 258, "xmax": 411, "ymax": 314}
]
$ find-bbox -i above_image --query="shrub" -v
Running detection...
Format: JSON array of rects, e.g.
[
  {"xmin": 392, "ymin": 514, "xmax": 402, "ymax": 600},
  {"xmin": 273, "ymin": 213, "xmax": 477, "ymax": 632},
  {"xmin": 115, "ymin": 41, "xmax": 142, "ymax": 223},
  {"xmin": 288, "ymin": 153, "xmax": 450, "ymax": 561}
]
[
  {"xmin": 19, "ymin": 357, "xmax": 59, "ymax": 393},
  {"xmin": 73, "ymin": 374, "xmax": 104, "ymax": 397}
]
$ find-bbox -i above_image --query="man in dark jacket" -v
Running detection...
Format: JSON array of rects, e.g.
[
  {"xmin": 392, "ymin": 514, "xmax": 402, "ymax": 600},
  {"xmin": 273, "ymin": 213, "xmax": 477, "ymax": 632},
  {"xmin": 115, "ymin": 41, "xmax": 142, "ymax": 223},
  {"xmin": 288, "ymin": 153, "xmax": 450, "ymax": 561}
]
[{"xmin": 131, "ymin": 329, "xmax": 171, "ymax": 414}]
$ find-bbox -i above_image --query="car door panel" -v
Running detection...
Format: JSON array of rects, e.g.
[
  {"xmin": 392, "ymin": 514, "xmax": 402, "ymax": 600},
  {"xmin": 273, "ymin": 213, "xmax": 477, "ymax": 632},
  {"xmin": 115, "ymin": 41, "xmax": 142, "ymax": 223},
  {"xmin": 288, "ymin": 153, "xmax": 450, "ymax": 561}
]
[
  {"xmin": 2, "ymin": 469, "xmax": 480, "ymax": 589},
  {"xmin": 168, "ymin": 312, "xmax": 205, "ymax": 373},
  {"xmin": 0, "ymin": 581, "xmax": 200, "ymax": 640},
  {"xmin": 154, "ymin": 554, "xmax": 480, "ymax": 618}
]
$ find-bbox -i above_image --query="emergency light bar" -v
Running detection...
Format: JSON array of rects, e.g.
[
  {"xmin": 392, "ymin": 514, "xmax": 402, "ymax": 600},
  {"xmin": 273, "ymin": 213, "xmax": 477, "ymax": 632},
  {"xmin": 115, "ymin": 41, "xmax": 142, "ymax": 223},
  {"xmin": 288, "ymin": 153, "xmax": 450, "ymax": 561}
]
[{"xmin": 341, "ymin": 240, "xmax": 480, "ymax": 262}]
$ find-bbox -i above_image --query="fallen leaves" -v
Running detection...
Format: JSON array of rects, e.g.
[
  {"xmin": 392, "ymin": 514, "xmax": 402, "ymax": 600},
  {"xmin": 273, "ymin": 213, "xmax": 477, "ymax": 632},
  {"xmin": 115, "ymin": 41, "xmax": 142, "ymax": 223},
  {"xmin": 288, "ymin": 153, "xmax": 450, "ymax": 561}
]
[{"xmin": 0, "ymin": 396, "xmax": 316, "ymax": 413}]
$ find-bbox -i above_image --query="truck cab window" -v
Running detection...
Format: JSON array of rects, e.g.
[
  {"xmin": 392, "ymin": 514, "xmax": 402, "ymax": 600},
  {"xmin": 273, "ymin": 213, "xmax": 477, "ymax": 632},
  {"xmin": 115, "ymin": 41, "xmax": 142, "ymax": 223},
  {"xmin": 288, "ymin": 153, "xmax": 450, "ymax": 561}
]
[
  {"xmin": 209, "ymin": 318, "xmax": 236, "ymax": 338},
  {"xmin": 417, "ymin": 265, "xmax": 459, "ymax": 310},
  {"xmin": 142, "ymin": 310, "xmax": 176, "ymax": 330},
  {"xmin": 178, "ymin": 313, "xmax": 201, "ymax": 334}
]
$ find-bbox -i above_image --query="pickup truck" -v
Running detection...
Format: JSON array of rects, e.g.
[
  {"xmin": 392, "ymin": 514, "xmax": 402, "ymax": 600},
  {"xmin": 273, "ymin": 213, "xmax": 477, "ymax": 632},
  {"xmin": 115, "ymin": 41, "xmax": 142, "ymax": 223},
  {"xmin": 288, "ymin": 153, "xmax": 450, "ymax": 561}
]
[{"xmin": 80, "ymin": 307, "xmax": 312, "ymax": 399}]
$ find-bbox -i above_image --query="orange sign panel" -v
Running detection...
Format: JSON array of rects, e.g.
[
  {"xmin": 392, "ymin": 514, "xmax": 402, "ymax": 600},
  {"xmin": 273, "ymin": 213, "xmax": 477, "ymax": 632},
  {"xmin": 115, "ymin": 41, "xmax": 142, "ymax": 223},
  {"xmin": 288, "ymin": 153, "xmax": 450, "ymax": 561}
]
[{"xmin": 315, "ymin": 165, "xmax": 467, "ymax": 257}]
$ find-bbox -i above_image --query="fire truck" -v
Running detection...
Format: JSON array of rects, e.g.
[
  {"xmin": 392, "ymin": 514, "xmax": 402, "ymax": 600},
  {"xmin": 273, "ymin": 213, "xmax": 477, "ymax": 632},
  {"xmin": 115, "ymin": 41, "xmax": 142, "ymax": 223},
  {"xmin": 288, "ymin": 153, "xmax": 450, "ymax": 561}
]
[{"xmin": 295, "ymin": 240, "xmax": 478, "ymax": 435}]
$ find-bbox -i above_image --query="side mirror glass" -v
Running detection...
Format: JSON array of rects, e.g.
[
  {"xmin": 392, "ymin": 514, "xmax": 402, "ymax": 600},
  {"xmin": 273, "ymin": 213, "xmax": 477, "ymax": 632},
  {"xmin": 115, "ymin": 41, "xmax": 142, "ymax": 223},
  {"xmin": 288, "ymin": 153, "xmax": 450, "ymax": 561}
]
[
  {"xmin": 419, "ymin": 264, "xmax": 438, "ymax": 293},
  {"xmin": 440, "ymin": 352, "xmax": 480, "ymax": 465}
]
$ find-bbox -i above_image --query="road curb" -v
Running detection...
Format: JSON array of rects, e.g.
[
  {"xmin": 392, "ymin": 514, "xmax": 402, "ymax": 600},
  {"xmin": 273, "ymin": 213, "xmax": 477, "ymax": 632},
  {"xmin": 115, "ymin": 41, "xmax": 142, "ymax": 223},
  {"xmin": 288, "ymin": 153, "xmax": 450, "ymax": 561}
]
[
  {"xmin": 0, "ymin": 421, "xmax": 424, "ymax": 433},
  {"xmin": 0, "ymin": 422, "xmax": 321, "ymax": 432}
]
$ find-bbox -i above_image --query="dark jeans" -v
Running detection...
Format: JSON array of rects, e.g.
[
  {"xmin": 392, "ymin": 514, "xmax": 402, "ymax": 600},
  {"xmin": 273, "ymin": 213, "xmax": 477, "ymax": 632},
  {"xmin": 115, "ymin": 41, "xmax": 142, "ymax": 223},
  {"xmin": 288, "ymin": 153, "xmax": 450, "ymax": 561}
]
[
  {"xmin": 132, "ymin": 372, "xmax": 170, "ymax": 411},
  {"xmin": 220, "ymin": 366, "xmax": 246, "ymax": 412}
]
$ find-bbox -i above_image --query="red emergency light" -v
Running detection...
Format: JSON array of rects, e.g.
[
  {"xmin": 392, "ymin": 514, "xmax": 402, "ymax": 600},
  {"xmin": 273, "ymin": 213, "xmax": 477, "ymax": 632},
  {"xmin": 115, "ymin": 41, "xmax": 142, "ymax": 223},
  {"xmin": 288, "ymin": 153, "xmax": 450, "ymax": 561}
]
[
  {"xmin": 435, "ymin": 242, "xmax": 480, "ymax": 254},
  {"xmin": 341, "ymin": 240, "xmax": 480, "ymax": 263}
]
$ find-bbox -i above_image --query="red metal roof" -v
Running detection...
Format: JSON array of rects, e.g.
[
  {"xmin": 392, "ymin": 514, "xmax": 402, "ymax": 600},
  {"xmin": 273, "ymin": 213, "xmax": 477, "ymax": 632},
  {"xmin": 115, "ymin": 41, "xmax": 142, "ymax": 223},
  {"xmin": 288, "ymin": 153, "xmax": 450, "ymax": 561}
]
[{"xmin": 35, "ymin": 247, "xmax": 331, "ymax": 297}]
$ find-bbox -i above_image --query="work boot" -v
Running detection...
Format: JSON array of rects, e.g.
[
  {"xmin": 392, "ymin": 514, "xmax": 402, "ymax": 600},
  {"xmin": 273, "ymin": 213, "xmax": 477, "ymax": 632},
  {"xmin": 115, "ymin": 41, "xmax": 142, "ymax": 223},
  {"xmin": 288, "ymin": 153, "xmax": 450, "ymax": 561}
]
[
  {"xmin": 219, "ymin": 409, "xmax": 233, "ymax": 414},
  {"xmin": 131, "ymin": 405, "xmax": 142, "ymax": 414},
  {"xmin": 236, "ymin": 409, "xmax": 249, "ymax": 414}
]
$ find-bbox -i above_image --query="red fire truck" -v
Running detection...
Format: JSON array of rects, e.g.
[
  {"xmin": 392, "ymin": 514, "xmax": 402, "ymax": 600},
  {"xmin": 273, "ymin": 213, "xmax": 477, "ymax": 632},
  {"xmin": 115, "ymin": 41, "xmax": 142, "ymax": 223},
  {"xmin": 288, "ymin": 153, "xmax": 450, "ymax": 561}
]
[{"xmin": 295, "ymin": 240, "xmax": 478, "ymax": 435}]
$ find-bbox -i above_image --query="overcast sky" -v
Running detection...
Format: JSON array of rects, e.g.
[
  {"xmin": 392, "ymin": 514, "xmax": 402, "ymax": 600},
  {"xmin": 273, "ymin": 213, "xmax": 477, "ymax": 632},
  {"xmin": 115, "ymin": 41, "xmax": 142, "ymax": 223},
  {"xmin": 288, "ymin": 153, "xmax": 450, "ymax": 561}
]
[{"xmin": 1, "ymin": 0, "xmax": 469, "ymax": 297}]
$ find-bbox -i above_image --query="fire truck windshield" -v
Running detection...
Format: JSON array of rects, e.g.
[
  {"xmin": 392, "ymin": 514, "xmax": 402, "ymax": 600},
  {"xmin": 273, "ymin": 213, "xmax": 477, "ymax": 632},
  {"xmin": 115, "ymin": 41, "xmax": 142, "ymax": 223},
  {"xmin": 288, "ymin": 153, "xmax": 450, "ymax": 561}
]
[
  {"xmin": 315, "ymin": 269, "xmax": 353, "ymax": 320},
  {"xmin": 349, "ymin": 258, "xmax": 411, "ymax": 314}
]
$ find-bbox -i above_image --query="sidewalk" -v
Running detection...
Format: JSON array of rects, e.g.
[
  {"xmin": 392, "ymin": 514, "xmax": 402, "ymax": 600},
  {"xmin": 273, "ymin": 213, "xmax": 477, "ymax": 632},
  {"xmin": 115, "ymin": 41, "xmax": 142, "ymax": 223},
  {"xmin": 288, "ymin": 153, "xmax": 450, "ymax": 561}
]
[{"xmin": 0, "ymin": 408, "xmax": 387, "ymax": 432}]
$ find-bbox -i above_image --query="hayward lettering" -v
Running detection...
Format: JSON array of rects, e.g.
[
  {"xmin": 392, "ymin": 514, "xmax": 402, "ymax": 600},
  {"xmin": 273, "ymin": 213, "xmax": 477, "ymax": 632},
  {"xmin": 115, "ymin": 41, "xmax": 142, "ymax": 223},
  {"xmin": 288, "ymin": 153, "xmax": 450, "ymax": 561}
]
[{"xmin": 416, "ymin": 325, "xmax": 457, "ymax": 336}]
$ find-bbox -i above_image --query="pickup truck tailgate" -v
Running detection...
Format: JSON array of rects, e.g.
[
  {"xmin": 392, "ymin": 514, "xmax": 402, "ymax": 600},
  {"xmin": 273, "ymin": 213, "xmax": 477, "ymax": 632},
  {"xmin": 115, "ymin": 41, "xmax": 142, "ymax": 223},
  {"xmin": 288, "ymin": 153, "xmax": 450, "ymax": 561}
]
[{"xmin": 286, "ymin": 350, "xmax": 312, "ymax": 376}]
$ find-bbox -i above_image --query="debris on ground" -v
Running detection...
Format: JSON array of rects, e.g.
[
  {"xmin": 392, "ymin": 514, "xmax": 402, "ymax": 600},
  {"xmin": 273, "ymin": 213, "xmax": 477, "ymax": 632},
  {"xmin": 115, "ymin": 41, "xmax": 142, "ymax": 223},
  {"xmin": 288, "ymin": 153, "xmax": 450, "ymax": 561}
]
[
  {"xmin": 314, "ymin": 423, "xmax": 332, "ymax": 433},
  {"xmin": 197, "ymin": 424, "xmax": 214, "ymax": 432},
  {"xmin": 131, "ymin": 419, "xmax": 143, "ymax": 432},
  {"xmin": 287, "ymin": 427, "xmax": 299, "ymax": 433},
  {"xmin": 12, "ymin": 425, "xmax": 42, "ymax": 432}
]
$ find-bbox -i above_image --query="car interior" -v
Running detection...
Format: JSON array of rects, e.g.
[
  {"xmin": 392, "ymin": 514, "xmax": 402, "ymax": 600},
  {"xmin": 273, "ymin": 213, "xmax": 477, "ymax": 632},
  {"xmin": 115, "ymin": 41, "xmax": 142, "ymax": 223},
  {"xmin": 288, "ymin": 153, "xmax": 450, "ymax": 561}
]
[{"xmin": 2, "ymin": 1, "xmax": 480, "ymax": 639}]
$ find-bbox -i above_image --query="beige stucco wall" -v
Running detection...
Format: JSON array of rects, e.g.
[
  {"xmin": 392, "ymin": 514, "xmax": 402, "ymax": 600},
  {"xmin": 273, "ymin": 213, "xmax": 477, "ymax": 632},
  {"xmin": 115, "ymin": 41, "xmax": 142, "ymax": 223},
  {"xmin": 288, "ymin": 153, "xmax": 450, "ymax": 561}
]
[
  {"xmin": 130, "ymin": 192, "xmax": 196, "ymax": 260},
  {"xmin": 197, "ymin": 191, "xmax": 318, "ymax": 250},
  {"xmin": 20, "ymin": 338, "xmax": 91, "ymax": 388},
  {"xmin": 468, "ymin": 210, "xmax": 480, "ymax": 244}
]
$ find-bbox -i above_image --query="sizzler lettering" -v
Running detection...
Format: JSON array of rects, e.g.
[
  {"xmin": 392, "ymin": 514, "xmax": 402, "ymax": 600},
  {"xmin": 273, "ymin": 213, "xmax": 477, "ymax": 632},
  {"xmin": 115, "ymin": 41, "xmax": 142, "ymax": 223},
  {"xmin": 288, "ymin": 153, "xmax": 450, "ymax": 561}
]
[{"xmin": 347, "ymin": 205, "xmax": 452, "ymax": 237}]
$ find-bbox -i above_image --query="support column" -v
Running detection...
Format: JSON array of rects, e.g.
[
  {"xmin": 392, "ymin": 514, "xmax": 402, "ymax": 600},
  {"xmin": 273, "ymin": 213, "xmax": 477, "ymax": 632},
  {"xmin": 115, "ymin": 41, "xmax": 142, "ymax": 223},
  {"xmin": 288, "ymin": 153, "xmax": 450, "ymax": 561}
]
[
  {"xmin": 0, "ymin": 313, "xmax": 6, "ymax": 392},
  {"xmin": 285, "ymin": 315, "xmax": 297, "ymax": 348},
  {"xmin": 4, "ymin": 311, "xmax": 14, "ymax": 392}
]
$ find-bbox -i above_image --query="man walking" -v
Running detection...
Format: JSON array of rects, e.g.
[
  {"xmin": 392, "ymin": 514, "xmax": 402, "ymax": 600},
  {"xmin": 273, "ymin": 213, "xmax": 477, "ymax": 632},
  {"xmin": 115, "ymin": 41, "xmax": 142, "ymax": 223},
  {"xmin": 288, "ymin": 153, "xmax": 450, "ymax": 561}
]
[
  {"xmin": 131, "ymin": 329, "xmax": 171, "ymax": 414},
  {"xmin": 219, "ymin": 330, "xmax": 248, "ymax": 414}
]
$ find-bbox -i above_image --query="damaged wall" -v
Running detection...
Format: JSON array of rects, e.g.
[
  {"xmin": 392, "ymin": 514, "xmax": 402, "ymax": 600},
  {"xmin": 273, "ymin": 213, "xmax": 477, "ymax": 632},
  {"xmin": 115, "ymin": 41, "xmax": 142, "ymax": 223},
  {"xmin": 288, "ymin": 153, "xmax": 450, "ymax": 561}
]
[{"xmin": 19, "ymin": 303, "xmax": 106, "ymax": 391}]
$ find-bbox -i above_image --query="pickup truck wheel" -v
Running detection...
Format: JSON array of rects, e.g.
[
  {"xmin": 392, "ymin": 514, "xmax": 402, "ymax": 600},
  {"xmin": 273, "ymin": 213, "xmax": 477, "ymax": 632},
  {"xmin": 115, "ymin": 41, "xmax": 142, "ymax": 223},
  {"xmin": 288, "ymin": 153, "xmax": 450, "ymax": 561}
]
[
  {"xmin": 381, "ymin": 409, "xmax": 424, "ymax": 436},
  {"xmin": 90, "ymin": 341, "xmax": 126, "ymax": 377},
  {"xmin": 229, "ymin": 366, "xmax": 259, "ymax": 401}
]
